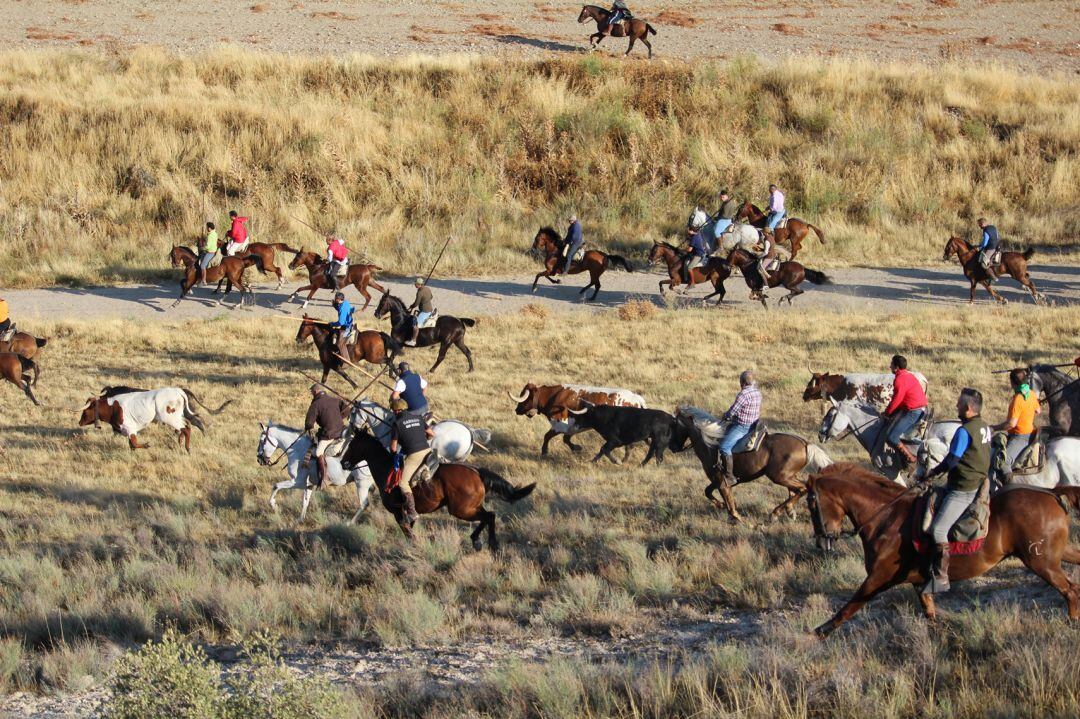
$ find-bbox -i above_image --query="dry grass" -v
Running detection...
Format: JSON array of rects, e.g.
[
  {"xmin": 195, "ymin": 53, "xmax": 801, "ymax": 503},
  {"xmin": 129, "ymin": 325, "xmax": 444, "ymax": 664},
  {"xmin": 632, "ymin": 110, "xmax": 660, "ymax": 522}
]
[
  {"xmin": 771, "ymin": 22, "xmax": 806, "ymax": 36},
  {"xmin": 655, "ymin": 9, "xmax": 699, "ymax": 27},
  {"xmin": 0, "ymin": 50, "xmax": 1076, "ymax": 288},
  {"xmin": 616, "ymin": 298, "xmax": 657, "ymax": 321}
]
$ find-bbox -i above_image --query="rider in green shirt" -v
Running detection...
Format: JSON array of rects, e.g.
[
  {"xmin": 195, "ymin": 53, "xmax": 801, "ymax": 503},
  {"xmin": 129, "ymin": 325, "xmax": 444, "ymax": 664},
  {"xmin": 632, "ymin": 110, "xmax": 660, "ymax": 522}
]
[{"xmin": 198, "ymin": 222, "xmax": 219, "ymax": 286}]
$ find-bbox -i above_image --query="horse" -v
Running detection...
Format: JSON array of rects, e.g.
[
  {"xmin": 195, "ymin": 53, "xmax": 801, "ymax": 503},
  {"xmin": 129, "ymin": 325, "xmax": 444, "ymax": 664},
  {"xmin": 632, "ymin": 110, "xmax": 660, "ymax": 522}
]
[
  {"xmin": 1019, "ymin": 364, "xmax": 1080, "ymax": 436},
  {"xmin": 1005, "ymin": 437, "xmax": 1080, "ymax": 489},
  {"xmin": 286, "ymin": 250, "xmax": 385, "ymax": 311},
  {"xmin": 806, "ymin": 462, "xmax": 1080, "ymax": 638},
  {"xmin": 230, "ymin": 242, "xmax": 298, "ymax": 290},
  {"xmin": 818, "ymin": 398, "xmax": 959, "ymax": 483},
  {"xmin": 1, "ymin": 353, "xmax": 39, "ymax": 405},
  {"xmin": 577, "ymin": 5, "xmax": 657, "ymax": 58},
  {"xmin": 725, "ymin": 248, "xmax": 832, "ymax": 308},
  {"xmin": 168, "ymin": 246, "xmax": 259, "ymax": 308},
  {"xmin": 531, "ymin": 227, "xmax": 634, "ymax": 302},
  {"xmin": 295, "ymin": 314, "xmax": 402, "ymax": 386},
  {"xmin": 341, "ymin": 428, "xmax": 535, "ymax": 552},
  {"xmin": 734, "ymin": 202, "xmax": 825, "ymax": 260},
  {"xmin": 374, "ymin": 291, "xmax": 475, "ymax": 373},
  {"xmin": 675, "ymin": 407, "xmax": 833, "ymax": 522},
  {"xmin": 0, "ymin": 330, "xmax": 48, "ymax": 369},
  {"xmin": 942, "ymin": 237, "xmax": 1043, "ymax": 305},
  {"xmin": 646, "ymin": 241, "xmax": 731, "ymax": 305}
]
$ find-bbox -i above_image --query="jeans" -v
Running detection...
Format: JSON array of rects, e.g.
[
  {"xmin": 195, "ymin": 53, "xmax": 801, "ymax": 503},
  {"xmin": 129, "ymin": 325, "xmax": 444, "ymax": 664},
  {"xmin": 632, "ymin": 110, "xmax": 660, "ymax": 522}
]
[
  {"xmin": 713, "ymin": 219, "xmax": 732, "ymax": 239},
  {"xmin": 0, "ymin": 319, "xmax": 9, "ymax": 334},
  {"xmin": 719, "ymin": 422, "xmax": 752, "ymax": 457},
  {"xmin": 562, "ymin": 240, "xmax": 583, "ymax": 275},
  {"xmin": 198, "ymin": 252, "xmax": 215, "ymax": 271},
  {"xmin": 1005, "ymin": 433, "xmax": 1030, "ymax": 468},
  {"xmin": 886, "ymin": 408, "xmax": 924, "ymax": 446},
  {"xmin": 416, "ymin": 311, "xmax": 433, "ymax": 328},
  {"xmin": 407, "ymin": 403, "xmax": 430, "ymax": 418},
  {"xmin": 766, "ymin": 211, "xmax": 785, "ymax": 230},
  {"xmin": 930, "ymin": 489, "xmax": 978, "ymax": 544}
]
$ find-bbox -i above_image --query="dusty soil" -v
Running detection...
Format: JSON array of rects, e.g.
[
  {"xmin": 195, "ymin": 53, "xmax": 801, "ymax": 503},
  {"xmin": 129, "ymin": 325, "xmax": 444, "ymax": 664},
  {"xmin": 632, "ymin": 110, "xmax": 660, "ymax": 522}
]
[{"xmin": 4, "ymin": 0, "xmax": 1078, "ymax": 74}]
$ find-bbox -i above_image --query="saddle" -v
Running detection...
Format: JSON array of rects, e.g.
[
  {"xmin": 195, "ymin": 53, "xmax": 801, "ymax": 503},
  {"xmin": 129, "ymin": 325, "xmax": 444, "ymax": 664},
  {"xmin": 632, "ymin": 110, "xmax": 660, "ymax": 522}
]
[
  {"xmin": 991, "ymin": 428, "xmax": 1046, "ymax": 480},
  {"xmin": 413, "ymin": 450, "xmax": 441, "ymax": 486},
  {"xmin": 334, "ymin": 262, "xmax": 349, "ymax": 277},
  {"xmin": 731, "ymin": 421, "xmax": 768, "ymax": 454},
  {"xmin": 562, "ymin": 245, "xmax": 586, "ymax": 263},
  {"xmin": 980, "ymin": 249, "xmax": 1002, "ymax": 266},
  {"xmin": 912, "ymin": 477, "xmax": 991, "ymax": 556},
  {"xmin": 775, "ymin": 218, "xmax": 789, "ymax": 230},
  {"xmin": 323, "ymin": 425, "xmax": 354, "ymax": 459}
]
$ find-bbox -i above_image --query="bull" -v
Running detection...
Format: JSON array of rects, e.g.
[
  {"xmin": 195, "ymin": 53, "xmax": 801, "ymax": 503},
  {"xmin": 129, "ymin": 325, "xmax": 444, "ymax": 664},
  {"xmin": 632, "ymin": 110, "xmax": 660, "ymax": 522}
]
[
  {"xmin": 78, "ymin": 386, "xmax": 232, "ymax": 451},
  {"xmin": 803, "ymin": 371, "xmax": 928, "ymax": 412},
  {"xmin": 567, "ymin": 402, "xmax": 689, "ymax": 465},
  {"xmin": 508, "ymin": 382, "xmax": 646, "ymax": 455}
]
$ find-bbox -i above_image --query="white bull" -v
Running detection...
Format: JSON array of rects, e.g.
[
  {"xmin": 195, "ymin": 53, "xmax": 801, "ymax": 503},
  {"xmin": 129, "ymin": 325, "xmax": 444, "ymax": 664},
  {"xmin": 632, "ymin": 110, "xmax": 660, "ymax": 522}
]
[{"xmin": 77, "ymin": 386, "xmax": 232, "ymax": 451}]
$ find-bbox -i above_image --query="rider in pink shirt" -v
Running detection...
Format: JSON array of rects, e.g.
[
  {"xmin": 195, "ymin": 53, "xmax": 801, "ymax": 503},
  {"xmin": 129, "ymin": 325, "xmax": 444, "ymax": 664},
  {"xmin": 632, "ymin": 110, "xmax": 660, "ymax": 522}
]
[{"xmin": 766, "ymin": 184, "xmax": 786, "ymax": 230}]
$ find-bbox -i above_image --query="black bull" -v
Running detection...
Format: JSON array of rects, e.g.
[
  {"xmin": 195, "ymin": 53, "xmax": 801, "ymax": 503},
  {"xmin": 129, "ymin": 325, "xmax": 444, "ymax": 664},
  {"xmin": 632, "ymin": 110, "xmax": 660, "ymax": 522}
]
[{"xmin": 568, "ymin": 403, "xmax": 690, "ymax": 464}]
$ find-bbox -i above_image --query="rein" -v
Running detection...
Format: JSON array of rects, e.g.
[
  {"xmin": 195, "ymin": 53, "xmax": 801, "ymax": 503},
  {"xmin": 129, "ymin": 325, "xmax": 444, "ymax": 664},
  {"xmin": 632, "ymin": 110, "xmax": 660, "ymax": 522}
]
[{"xmin": 810, "ymin": 482, "xmax": 929, "ymax": 542}]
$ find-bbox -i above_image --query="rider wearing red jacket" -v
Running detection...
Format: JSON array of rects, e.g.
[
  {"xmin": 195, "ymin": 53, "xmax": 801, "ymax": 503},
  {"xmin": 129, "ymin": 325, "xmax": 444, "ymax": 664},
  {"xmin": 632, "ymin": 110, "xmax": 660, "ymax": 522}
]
[
  {"xmin": 883, "ymin": 355, "xmax": 928, "ymax": 465},
  {"xmin": 225, "ymin": 211, "xmax": 249, "ymax": 255}
]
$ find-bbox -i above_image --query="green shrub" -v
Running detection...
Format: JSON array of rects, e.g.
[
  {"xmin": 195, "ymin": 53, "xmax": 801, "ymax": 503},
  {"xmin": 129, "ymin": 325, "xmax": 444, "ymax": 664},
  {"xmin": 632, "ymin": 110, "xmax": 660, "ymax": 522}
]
[{"xmin": 105, "ymin": 630, "xmax": 222, "ymax": 719}]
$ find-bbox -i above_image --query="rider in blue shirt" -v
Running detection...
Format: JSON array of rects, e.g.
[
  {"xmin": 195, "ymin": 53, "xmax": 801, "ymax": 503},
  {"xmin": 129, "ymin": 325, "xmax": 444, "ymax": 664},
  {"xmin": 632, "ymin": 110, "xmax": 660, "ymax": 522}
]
[
  {"xmin": 329, "ymin": 292, "xmax": 354, "ymax": 361},
  {"xmin": 977, "ymin": 218, "xmax": 1000, "ymax": 280},
  {"xmin": 682, "ymin": 227, "xmax": 707, "ymax": 284}
]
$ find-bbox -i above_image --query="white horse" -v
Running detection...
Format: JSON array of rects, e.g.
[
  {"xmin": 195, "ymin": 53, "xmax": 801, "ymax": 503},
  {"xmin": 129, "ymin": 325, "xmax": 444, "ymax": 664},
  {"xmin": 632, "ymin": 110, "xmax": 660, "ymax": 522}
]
[
  {"xmin": 1005, "ymin": 437, "xmax": 1080, "ymax": 489},
  {"xmin": 818, "ymin": 399, "xmax": 959, "ymax": 483},
  {"xmin": 716, "ymin": 223, "xmax": 764, "ymax": 255}
]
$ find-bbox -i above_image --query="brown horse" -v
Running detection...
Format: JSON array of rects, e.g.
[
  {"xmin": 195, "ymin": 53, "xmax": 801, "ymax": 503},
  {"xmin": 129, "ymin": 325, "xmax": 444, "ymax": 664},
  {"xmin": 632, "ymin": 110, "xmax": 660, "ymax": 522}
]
[
  {"xmin": 341, "ymin": 430, "xmax": 536, "ymax": 552},
  {"xmin": 225, "ymin": 242, "xmax": 298, "ymax": 290},
  {"xmin": 646, "ymin": 241, "xmax": 732, "ymax": 305},
  {"xmin": 734, "ymin": 202, "xmax": 825, "ymax": 260},
  {"xmin": 168, "ymin": 246, "xmax": 260, "ymax": 308},
  {"xmin": 725, "ymin": 247, "xmax": 832, "ymax": 308},
  {"xmin": 1, "ymin": 353, "xmax": 39, "ymax": 405},
  {"xmin": 942, "ymin": 236, "xmax": 1043, "ymax": 305},
  {"xmin": 531, "ymin": 227, "xmax": 634, "ymax": 302},
  {"xmin": 577, "ymin": 5, "xmax": 657, "ymax": 58},
  {"xmin": 1, "ymin": 331, "xmax": 47, "ymax": 377},
  {"xmin": 295, "ymin": 314, "xmax": 403, "ymax": 386},
  {"xmin": 806, "ymin": 462, "xmax": 1080, "ymax": 638},
  {"xmin": 675, "ymin": 407, "xmax": 833, "ymax": 522},
  {"xmin": 286, "ymin": 250, "xmax": 386, "ymax": 311}
]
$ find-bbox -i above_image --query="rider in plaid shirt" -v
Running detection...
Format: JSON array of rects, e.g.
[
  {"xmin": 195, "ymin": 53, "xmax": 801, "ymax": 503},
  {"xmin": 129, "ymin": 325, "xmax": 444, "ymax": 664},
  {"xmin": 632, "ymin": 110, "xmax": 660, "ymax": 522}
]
[{"xmin": 718, "ymin": 370, "xmax": 762, "ymax": 486}]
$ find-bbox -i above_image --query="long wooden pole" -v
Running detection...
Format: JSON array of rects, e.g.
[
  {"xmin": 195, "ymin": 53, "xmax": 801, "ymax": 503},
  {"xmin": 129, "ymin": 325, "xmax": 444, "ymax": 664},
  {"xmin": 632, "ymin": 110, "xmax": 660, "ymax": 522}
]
[
  {"xmin": 421, "ymin": 236, "xmax": 453, "ymax": 287},
  {"xmin": 291, "ymin": 215, "xmax": 328, "ymax": 240}
]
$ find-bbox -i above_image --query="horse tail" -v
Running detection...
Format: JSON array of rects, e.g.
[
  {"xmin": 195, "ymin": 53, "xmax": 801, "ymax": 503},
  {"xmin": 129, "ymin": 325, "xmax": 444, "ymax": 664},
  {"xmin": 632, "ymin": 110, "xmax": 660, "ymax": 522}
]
[
  {"xmin": 804, "ymin": 444, "xmax": 834, "ymax": 474},
  {"xmin": 380, "ymin": 331, "xmax": 403, "ymax": 355},
  {"xmin": 1053, "ymin": 487, "xmax": 1080, "ymax": 518},
  {"xmin": 808, "ymin": 223, "xmax": 826, "ymax": 244},
  {"xmin": 250, "ymin": 253, "xmax": 267, "ymax": 275},
  {"xmin": 271, "ymin": 243, "xmax": 300, "ymax": 253},
  {"xmin": 478, "ymin": 468, "xmax": 536, "ymax": 503},
  {"xmin": 803, "ymin": 268, "xmax": 832, "ymax": 285},
  {"xmin": 1022, "ymin": 247, "xmax": 1035, "ymax": 261},
  {"xmin": 182, "ymin": 388, "xmax": 234, "ymax": 416},
  {"xmin": 36, "ymin": 337, "xmax": 48, "ymax": 348},
  {"xmin": 607, "ymin": 254, "xmax": 634, "ymax": 273},
  {"xmin": 470, "ymin": 427, "xmax": 493, "ymax": 446},
  {"xmin": 647, "ymin": 23, "xmax": 657, "ymax": 35},
  {"xmin": 17, "ymin": 355, "xmax": 36, "ymax": 383},
  {"xmin": 460, "ymin": 318, "xmax": 477, "ymax": 328}
]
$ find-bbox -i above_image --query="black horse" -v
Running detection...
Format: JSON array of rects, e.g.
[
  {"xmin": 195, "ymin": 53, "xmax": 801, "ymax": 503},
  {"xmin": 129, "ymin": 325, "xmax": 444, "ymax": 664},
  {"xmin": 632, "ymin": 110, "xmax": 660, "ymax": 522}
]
[
  {"xmin": 1019, "ymin": 364, "xmax": 1080, "ymax": 436},
  {"xmin": 373, "ymin": 291, "xmax": 475, "ymax": 373}
]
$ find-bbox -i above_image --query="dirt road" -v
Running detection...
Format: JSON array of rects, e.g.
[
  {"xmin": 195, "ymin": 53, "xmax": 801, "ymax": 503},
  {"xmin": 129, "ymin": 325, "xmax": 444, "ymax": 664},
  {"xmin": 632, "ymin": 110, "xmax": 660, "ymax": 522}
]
[{"xmin": 7, "ymin": 265, "xmax": 1077, "ymax": 323}]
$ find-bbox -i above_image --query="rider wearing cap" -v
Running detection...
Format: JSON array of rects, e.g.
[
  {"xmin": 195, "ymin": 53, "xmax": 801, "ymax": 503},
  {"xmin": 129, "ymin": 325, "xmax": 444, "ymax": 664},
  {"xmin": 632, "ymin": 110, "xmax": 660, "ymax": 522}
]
[
  {"xmin": 328, "ymin": 292, "xmax": 354, "ymax": 361},
  {"xmin": 304, "ymin": 383, "xmax": 348, "ymax": 490},
  {"xmin": 391, "ymin": 361, "xmax": 429, "ymax": 417},
  {"xmin": 390, "ymin": 397, "xmax": 434, "ymax": 524},
  {"xmin": 407, "ymin": 277, "xmax": 434, "ymax": 346}
]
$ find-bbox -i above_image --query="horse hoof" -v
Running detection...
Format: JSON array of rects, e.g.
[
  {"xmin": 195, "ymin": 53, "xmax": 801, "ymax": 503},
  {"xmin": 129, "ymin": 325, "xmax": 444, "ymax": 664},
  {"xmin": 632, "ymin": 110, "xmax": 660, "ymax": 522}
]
[{"xmin": 472, "ymin": 539, "xmax": 483, "ymax": 551}]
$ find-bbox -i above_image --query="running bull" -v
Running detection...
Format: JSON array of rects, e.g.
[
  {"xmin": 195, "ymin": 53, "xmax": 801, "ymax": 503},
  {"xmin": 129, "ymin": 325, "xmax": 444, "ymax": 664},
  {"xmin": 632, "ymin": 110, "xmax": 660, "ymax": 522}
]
[
  {"xmin": 566, "ymin": 402, "xmax": 690, "ymax": 465},
  {"xmin": 508, "ymin": 383, "xmax": 646, "ymax": 455},
  {"xmin": 78, "ymin": 386, "xmax": 233, "ymax": 451}
]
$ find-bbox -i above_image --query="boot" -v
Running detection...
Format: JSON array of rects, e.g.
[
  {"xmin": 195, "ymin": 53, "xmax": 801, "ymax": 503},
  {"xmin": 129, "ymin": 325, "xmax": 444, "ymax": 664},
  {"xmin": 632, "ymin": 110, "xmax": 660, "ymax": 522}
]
[
  {"xmin": 316, "ymin": 456, "xmax": 328, "ymax": 490},
  {"xmin": 403, "ymin": 490, "xmax": 419, "ymax": 524},
  {"xmin": 923, "ymin": 542, "xmax": 951, "ymax": 594},
  {"xmin": 895, "ymin": 443, "xmax": 918, "ymax": 467},
  {"xmin": 715, "ymin": 454, "xmax": 737, "ymax": 488}
]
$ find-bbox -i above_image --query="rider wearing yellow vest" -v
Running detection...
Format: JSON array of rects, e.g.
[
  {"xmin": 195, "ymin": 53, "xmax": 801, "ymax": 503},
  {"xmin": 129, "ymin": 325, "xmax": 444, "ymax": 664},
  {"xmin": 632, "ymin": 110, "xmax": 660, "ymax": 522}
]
[{"xmin": 0, "ymin": 298, "xmax": 11, "ymax": 336}]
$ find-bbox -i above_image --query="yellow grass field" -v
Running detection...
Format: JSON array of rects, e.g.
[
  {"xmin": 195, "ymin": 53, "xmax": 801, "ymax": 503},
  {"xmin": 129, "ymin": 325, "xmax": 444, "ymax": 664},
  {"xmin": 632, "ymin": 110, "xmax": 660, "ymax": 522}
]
[
  {"xmin": 2, "ymin": 303, "xmax": 1079, "ymax": 715},
  {"xmin": 1, "ymin": 49, "xmax": 1077, "ymax": 288}
]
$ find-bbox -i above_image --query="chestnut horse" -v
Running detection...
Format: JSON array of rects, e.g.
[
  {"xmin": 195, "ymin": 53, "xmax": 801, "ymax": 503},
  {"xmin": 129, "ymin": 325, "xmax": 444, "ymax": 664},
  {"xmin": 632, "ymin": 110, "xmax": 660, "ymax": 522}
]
[
  {"xmin": 168, "ymin": 246, "xmax": 260, "ymax": 308},
  {"xmin": 225, "ymin": 242, "xmax": 298, "ymax": 290},
  {"xmin": 341, "ymin": 429, "xmax": 536, "ymax": 552},
  {"xmin": 725, "ymin": 248, "xmax": 832, "ymax": 308},
  {"xmin": 295, "ymin": 314, "xmax": 402, "ymax": 386},
  {"xmin": 531, "ymin": 227, "xmax": 634, "ymax": 302},
  {"xmin": 735, "ymin": 202, "xmax": 825, "ymax": 260},
  {"xmin": 286, "ymin": 250, "xmax": 385, "ymax": 311},
  {"xmin": 942, "ymin": 237, "xmax": 1043, "ymax": 305},
  {"xmin": 646, "ymin": 241, "xmax": 731, "ymax": 305},
  {"xmin": 807, "ymin": 462, "xmax": 1080, "ymax": 638},
  {"xmin": 1, "ymin": 331, "xmax": 47, "ymax": 372},
  {"xmin": 1, "ymin": 353, "xmax": 39, "ymax": 405},
  {"xmin": 577, "ymin": 5, "xmax": 657, "ymax": 58}
]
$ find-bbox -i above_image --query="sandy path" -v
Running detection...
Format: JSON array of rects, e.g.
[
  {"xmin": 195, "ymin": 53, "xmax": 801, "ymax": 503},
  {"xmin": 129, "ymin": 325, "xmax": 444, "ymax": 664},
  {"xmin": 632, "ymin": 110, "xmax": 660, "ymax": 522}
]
[
  {"xmin": 5, "ymin": 0, "xmax": 1078, "ymax": 74},
  {"xmin": 6, "ymin": 265, "xmax": 1077, "ymax": 324}
]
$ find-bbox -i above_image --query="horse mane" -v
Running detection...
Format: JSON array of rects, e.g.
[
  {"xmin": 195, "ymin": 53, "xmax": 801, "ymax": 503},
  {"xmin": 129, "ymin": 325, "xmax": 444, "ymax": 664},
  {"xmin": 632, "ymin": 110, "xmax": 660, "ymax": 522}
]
[
  {"xmin": 813, "ymin": 462, "xmax": 904, "ymax": 495},
  {"xmin": 676, "ymin": 406, "xmax": 725, "ymax": 448},
  {"xmin": 538, "ymin": 226, "xmax": 563, "ymax": 244},
  {"xmin": 656, "ymin": 241, "xmax": 680, "ymax": 251}
]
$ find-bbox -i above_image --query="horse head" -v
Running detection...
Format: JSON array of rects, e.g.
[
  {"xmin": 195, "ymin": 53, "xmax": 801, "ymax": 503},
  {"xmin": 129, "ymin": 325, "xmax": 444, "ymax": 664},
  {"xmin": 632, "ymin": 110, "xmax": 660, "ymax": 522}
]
[
  {"xmin": 646, "ymin": 242, "xmax": 665, "ymax": 265},
  {"xmin": 288, "ymin": 250, "xmax": 311, "ymax": 270},
  {"xmin": 577, "ymin": 5, "xmax": 595, "ymax": 23},
  {"xmin": 805, "ymin": 474, "xmax": 840, "ymax": 553},
  {"xmin": 168, "ymin": 246, "xmax": 191, "ymax": 268},
  {"xmin": 296, "ymin": 315, "xmax": 315, "ymax": 343},
  {"xmin": 373, "ymin": 291, "xmax": 391, "ymax": 319},
  {"xmin": 256, "ymin": 421, "xmax": 276, "ymax": 466},
  {"xmin": 533, "ymin": 227, "xmax": 561, "ymax": 255}
]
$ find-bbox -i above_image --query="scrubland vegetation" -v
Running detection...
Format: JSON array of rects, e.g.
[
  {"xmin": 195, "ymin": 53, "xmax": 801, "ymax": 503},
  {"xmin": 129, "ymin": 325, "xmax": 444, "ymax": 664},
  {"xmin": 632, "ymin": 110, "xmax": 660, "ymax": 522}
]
[
  {"xmin": 2, "ymin": 303, "xmax": 1079, "ymax": 715},
  {"xmin": 1, "ymin": 49, "xmax": 1077, "ymax": 288}
]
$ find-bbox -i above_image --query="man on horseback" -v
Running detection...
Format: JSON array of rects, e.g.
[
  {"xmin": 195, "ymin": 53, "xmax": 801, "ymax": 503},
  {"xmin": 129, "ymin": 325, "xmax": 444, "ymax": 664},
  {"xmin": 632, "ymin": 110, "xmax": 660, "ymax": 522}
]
[
  {"xmin": 765, "ymin": 184, "xmax": 786, "ymax": 230},
  {"xmin": 391, "ymin": 361, "xmax": 430, "ymax": 417},
  {"xmin": 752, "ymin": 233, "xmax": 775, "ymax": 284},
  {"xmin": 922, "ymin": 388, "xmax": 992, "ymax": 594},
  {"xmin": 196, "ymin": 222, "xmax": 219, "ymax": 287},
  {"xmin": 716, "ymin": 370, "xmax": 762, "ymax": 487},
  {"xmin": 406, "ymin": 277, "xmax": 434, "ymax": 346},
  {"xmin": 304, "ymin": 383, "xmax": 348, "ymax": 490},
  {"xmin": 992, "ymin": 368, "xmax": 1041, "ymax": 481},
  {"xmin": 681, "ymin": 226, "xmax": 708, "ymax": 285},
  {"xmin": 714, "ymin": 189, "xmax": 737, "ymax": 239},
  {"xmin": 328, "ymin": 292, "xmax": 354, "ymax": 361},
  {"xmin": 0, "ymin": 297, "xmax": 13, "ymax": 342},
  {"xmin": 881, "ymin": 354, "xmax": 927, "ymax": 467},
  {"xmin": 390, "ymin": 397, "xmax": 434, "ymax": 525},
  {"xmin": 224, "ymin": 210, "xmax": 249, "ymax": 256},
  {"xmin": 976, "ymin": 218, "xmax": 1000, "ymax": 280},
  {"xmin": 325, "ymin": 235, "xmax": 349, "ymax": 284},
  {"xmin": 605, "ymin": 0, "xmax": 631, "ymax": 31},
  {"xmin": 561, "ymin": 213, "xmax": 584, "ymax": 276}
]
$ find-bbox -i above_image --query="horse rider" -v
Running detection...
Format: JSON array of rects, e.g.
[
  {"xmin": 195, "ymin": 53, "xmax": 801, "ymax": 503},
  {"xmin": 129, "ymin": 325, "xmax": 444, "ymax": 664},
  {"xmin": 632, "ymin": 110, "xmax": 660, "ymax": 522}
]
[
  {"xmin": 328, "ymin": 291, "xmax": 354, "ymax": 360},
  {"xmin": 752, "ymin": 232, "xmax": 775, "ymax": 285},
  {"xmin": 407, "ymin": 277, "xmax": 435, "ymax": 346},
  {"xmin": 716, "ymin": 370, "xmax": 763, "ymax": 488},
  {"xmin": 922, "ymin": 387, "xmax": 991, "ymax": 594},
  {"xmin": 561, "ymin": 213, "xmax": 584, "ymax": 276},
  {"xmin": 391, "ymin": 361, "xmax": 430, "ymax": 418},
  {"xmin": 713, "ymin": 189, "xmax": 738, "ymax": 239},
  {"xmin": 992, "ymin": 368, "xmax": 1041, "ymax": 481},
  {"xmin": 224, "ymin": 210, "xmax": 249, "ymax": 256},
  {"xmin": 765, "ymin": 183, "xmax": 786, "ymax": 230},
  {"xmin": 390, "ymin": 397, "xmax": 434, "ymax": 524},
  {"xmin": 325, "ymin": 234, "xmax": 349, "ymax": 284},
  {"xmin": 196, "ymin": 222, "xmax": 219, "ymax": 286},
  {"xmin": 976, "ymin": 218, "xmax": 1000, "ymax": 280},
  {"xmin": 605, "ymin": 0, "xmax": 631, "ymax": 31},
  {"xmin": 682, "ymin": 226, "xmax": 708, "ymax": 285},
  {"xmin": 304, "ymin": 383, "xmax": 348, "ymax": 490},
  {"xmin": 0, "ymin": 297, "xmax": 13, "ymax": 342},
  {"xmin": 881, "ymin": 354, "xmax": 928, "ymax": 467}
]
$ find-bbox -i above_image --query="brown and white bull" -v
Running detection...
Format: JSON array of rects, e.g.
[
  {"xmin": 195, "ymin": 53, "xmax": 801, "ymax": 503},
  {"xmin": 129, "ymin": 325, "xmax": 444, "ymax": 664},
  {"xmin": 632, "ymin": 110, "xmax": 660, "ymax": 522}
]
[
  {"xmin": 78, "ymin": 386, "xmax": 232, "ymax": 451},
  {"xmin": 508, "ymin": 383, "xmax": 647, "ymax": 455},
  {"xmin": 803, "ymin": 371, "xmax": 929, "ymax": 412}
]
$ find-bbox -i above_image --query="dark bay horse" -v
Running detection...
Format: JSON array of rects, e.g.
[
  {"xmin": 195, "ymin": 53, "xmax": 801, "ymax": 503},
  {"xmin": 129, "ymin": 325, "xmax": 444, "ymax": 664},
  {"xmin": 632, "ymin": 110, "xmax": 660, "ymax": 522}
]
[
  {"xmin": 531, "ymin": 227, "xmax": 633, "ymax": 302},
  {"xmin": 286, "ymin": 250, "xmax": 385, "ymax": 311},
  {"xmin": 341, "ymin": 429, "xmax": 535, "ymax": 552},
  {"xmin": 1, "ymin": 353, "xmax": 39, "ymax": 405},
  {"xmin": 807, "ymin": 462, "xmax": 1080, "ymax": 637},
  {"xmin": 577, "ymin": 5, "xmax": 657, "ymax": 58},
  {"xmin": 169, "ymin": 246, "xmax": 260, "ymax": 308},
  {"xmin": 646, "ymin": 241, "xmax": 731, "ymax": 305},
  {"xmin": 725, "ymin": 248, "xmax": 832, "ymax": 308},
  {"xmin": 943, "ymin": 237, "xmax": 1043, "ymax": 305},
  {"xmin": 374, "ymin": 292, "xmax": 475, "ymax": 373},
  {"xmin": 1014, "ymin": 364, "xmax": 1079, "ymax": 436},
  {"xmin": 675, "ymin": 407, "xmax": 833, "ymax": 522},
  {"xmin": 735, "ymin": 202, "xmax": 825, "ymax": 260},
  {"xmin": 295, "ymin": 314, "xmax": 402, "ymax": 385}
]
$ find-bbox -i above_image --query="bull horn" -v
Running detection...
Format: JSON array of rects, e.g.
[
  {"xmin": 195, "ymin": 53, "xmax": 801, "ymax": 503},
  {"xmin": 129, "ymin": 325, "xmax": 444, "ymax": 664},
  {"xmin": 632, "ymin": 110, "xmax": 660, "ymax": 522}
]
[
  {"xmin": 568, "ymin": 407, "xmax": 588, "ymax": 415},
  {"xmin": 507, "ymin": 389, "xmax": 529, "ymax": 403},
  {"xmin": 806, "ymin": 357, "xmax": 813, "ymax": 374}
]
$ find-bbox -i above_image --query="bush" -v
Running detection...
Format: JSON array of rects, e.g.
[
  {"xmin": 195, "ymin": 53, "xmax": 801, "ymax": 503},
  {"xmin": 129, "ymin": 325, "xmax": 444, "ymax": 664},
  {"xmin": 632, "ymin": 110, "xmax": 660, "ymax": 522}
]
[{"xmin": 105, "ymin": 630, "xmax": 222, "ymax": 719}]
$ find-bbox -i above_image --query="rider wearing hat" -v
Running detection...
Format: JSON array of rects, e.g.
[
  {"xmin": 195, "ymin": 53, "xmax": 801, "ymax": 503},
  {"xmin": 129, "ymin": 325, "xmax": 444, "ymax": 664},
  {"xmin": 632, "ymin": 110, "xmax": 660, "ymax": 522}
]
[
  {"xmin": 304, "ymin": 383, "xmax": 348, "ymax": 490},
  {"xmin": 390, "ymin": 397, "xmax": 434, "ymax": 524},
  {"xmin": 406, "ymin": 277, "xmax": 434, "ymax": 346},
  {"xmin": 328, "ymin": 292, "xmax": 354, "ymax": 361},
  {"xmin": 391, "ymin": 361, "xmax": 429, "ymax": 417}
]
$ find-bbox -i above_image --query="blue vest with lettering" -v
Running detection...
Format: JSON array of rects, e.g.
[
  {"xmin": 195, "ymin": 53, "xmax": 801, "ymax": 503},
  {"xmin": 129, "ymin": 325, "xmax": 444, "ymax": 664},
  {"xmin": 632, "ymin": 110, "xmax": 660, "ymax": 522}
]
[{"xmin": 400, "ymin": 372, "xmax": 425, "ymax": 409}]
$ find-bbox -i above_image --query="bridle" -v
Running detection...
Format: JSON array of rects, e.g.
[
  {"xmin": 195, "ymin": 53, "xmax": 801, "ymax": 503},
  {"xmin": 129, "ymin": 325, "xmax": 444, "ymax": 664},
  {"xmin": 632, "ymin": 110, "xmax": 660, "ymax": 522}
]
[
  {"xmin": 808, "ymin": 481, "xmax": 930, "ymax": 552},
  {"xmin": 819, "ymin": 405, "xmax": 879, "ymax": 444},
  {"xmin": 257, "ymin": 423, "xmax": 301, "ymax": 468}
]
